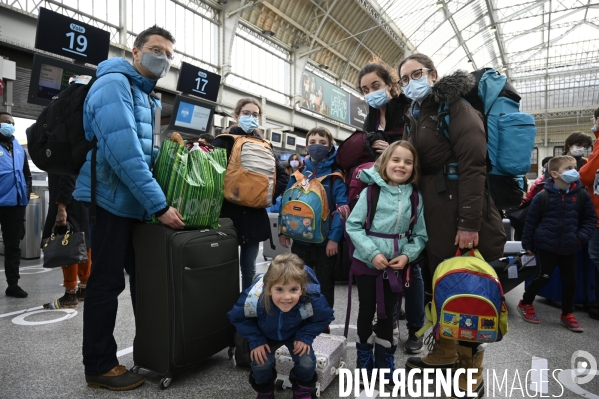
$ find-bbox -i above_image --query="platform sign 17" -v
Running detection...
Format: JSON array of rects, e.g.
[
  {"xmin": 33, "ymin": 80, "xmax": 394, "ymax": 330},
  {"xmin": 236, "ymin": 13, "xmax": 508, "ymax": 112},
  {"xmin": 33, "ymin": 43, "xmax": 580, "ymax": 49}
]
[
  {"xmin": 176, "ymin": 61, "xmax": 221, "ymax": 102},
  {"xmin": 34, "ymin": 7, "xmax": 110, "ymax": 66}
]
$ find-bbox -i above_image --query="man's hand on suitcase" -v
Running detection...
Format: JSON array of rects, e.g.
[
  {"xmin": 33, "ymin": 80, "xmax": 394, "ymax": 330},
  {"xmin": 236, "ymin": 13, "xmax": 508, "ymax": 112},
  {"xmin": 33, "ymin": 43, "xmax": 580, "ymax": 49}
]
[
  {"xmin": 250, "ymin": 344, "xmax": 271, "ymax": 365},
  {"xmin": 293, "ymin": 341, "xmax": 310, "ymax": 357},
  {"xmin": 158, "ymin": 207, "xmax": 185, "ymax": 229}
]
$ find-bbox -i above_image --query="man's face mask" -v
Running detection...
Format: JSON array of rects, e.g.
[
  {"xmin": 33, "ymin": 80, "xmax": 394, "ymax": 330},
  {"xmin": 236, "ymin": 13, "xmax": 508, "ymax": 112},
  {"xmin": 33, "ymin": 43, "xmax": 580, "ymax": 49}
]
[{"xmin": 139, "ymin": 51, "xmax": 171, "ymax": 79}]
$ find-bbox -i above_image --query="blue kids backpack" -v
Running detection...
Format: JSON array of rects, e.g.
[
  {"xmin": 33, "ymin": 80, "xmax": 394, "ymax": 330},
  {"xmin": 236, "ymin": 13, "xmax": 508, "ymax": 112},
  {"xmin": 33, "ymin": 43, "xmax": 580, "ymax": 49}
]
[
  {"xmin": 436, "ymin": 68, "xmax": 537, "ymax": 211},
  {"xmin": 280, "ymin": 170, "xmax": 344, "ymax": 244},
  {"xmin": 417, "ymin": 249, "xmax": 508, "ymax": 343}
]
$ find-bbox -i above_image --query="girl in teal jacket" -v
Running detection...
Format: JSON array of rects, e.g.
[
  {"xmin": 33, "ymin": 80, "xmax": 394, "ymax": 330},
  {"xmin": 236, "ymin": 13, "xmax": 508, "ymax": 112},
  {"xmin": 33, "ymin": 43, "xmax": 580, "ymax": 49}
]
[{"xmin": 346, "ymin": 140, "xmax": 428, "ymax": 384}]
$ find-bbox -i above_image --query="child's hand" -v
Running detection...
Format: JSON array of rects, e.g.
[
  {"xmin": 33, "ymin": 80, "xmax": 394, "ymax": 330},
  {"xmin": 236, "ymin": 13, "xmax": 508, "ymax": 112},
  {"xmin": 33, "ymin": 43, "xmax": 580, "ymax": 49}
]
[
  {"xmin": 326, "ymin": 240, "xmax": 338, "ymax": 257},
  {"xmin": 372, "ymin": 254, "xmax": 389, "ymax": 270},
  {"xmin": 279, "ymin": 235, "xmax": 291, "ymax": 248},
  {"xmin": 389, "ymin": 254, "xmax": 409, "ymax": 270},
  {"xmin": 293, "ymin": 341, "xmax": 311, "ymax": 357},
  {"xmin": 250, "ymin": 344, "xmax": 271, "ymax": 365}
]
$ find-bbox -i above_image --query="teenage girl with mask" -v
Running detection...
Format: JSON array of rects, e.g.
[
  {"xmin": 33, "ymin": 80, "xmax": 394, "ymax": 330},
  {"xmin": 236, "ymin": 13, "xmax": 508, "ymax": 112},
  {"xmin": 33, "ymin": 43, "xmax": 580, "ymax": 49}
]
[
  {"xmin": 213, "ymin": 98, "xmax": 289, "ymax": 290},
  {"xmin": 285, "ymin": 153, "xmax": 304, "ymax": 177},
  {"xmin": 399, "ymin": 54, "xmax": 506, "ymax": 399},
  {"xmin": 358, "ymin": 61, "xmax": 412, "ymax": 154},
  {"xmin": 562, "ymin": 131, "xmax": 592, "ymax": 170}
]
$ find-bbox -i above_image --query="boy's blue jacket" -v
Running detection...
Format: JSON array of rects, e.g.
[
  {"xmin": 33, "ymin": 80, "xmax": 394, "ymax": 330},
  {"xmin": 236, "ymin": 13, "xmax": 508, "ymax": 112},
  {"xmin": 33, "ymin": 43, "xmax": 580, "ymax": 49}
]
[
  {"xmin": 227, "ymin": 266, "xmax": 334, "ymax": 351},
  {"xmin": 74, "ymin": 58, "xmax": 167, "ymax": 220},
  {"xmin": 522, "ymin": 179, "xmax": 596, "ymax": 255},
  {"xmin": 279, "ymin": 147, "xmax": 348, "ymax": 246},
  {"xmin": 346, "ymin": 166, "xmax": 428, "ymax": 266}
]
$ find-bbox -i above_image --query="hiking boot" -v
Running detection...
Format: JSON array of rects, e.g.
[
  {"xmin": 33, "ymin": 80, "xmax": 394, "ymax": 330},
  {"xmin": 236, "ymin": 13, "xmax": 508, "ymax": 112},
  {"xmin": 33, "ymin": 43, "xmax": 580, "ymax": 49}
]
[
  {"xmin": 290, "ymin": 374, "xmax": 317, "ymax": 399},
  {"xmin": 449, "ymin": 344, "xmax": 485, "ymax": 398},
  {"xmin": 43, "ymin": 291, "xmax": 78, "ymax": 309},
  {"xmin": 77, "ymin": 284, "xmax": 86, "ymax": 301},
  {"xmin": 5, "ymin": 285, "xmax": 28, "ymax": 298},
  {"xmin": 85, "ymin": 365, "xmax": 145, "ymax": 391},
  {"xmin": 374, "ymin": 337, "xmax": 398, "ymax": 388},
  {"xmin": 405, "ymin": 329, "xmax": 424, "ymax": 354},
  {"xmin": 356, "ymin": 341, "xmax": 375, "ymax": 382},
  {"xmin": 560, "ymin": 313, "xmax": 583, "ymax": 332},
  {"xmin": 256, "ymin": 391, "xmax": 275, "ymax": 399},
  {"xmin": 405, "ymin": 335, "xmax": 457, "ymax": 371},
  {"xmin": 517, "ymin": 300, "xmax": 540, "ymax": 323}
]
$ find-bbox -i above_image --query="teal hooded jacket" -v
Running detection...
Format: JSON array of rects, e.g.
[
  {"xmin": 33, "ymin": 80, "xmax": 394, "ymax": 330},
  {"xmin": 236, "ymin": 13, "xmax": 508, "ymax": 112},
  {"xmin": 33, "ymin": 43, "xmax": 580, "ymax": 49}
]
[{"xmin": 346, "ymin": 167, "xmax": 428, "ymax": 267}]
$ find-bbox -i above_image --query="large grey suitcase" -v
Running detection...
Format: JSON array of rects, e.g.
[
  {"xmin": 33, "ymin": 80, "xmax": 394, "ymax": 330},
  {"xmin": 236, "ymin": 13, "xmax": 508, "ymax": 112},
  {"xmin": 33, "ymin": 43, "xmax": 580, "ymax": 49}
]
[
  {"xmin": 262, "ymin": 212, "xmax": 291, "ymax": 260},
  {"xmin": 131, "ymin": 220, "xmax": 239, "ymax": 389}
]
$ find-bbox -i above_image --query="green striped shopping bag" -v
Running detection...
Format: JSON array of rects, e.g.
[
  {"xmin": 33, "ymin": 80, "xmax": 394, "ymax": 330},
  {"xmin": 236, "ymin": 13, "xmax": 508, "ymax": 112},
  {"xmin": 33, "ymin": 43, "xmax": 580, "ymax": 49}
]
[{"xmin": 152, "ymin": 140, "xmax": 227, "ymax": 228}]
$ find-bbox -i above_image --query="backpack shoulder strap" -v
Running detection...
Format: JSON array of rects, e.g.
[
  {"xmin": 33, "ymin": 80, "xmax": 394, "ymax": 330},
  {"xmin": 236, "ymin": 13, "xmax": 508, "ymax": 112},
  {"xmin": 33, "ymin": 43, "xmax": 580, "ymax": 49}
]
[
  {"xmin": 364, "ymin": 184, "xmax": 381, "ymax": 231},
  {"xmin": 540, "ymin": 189, "xmax": 549, "ymax": 217},
  {"xmin": 407, "ymin": 185, "xmax": 420, "ymax": 239}
]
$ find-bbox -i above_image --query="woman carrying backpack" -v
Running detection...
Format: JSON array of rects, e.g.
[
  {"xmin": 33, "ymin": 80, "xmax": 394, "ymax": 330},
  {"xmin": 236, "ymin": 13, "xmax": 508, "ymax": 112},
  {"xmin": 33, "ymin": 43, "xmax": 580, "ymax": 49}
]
[
  {"xmin": 399, "ymin": 54, "xmax": 506, "ymax": 399},
  {"xmin": 213, "ymin": 98, "xmax": 289, "ymax": 291}
]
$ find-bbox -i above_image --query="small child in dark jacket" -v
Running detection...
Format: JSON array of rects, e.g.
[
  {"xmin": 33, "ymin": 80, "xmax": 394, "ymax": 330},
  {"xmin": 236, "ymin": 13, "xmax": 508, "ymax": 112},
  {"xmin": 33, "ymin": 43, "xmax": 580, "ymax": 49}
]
[
  {"xmin": 227, "ymin": 253, "xmax": 334, "ymax": 399},
  {"xmin": 518, "ymin": 155, "xmax": 597, "ymax": 332}
]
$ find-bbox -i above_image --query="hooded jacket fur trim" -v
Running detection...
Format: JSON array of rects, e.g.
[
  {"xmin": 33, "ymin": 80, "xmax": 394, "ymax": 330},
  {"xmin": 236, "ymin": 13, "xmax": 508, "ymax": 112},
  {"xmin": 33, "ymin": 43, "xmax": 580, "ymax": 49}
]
[{"xmin": 431, "ymin": 70, "xmax": 476, "ymax": 105}]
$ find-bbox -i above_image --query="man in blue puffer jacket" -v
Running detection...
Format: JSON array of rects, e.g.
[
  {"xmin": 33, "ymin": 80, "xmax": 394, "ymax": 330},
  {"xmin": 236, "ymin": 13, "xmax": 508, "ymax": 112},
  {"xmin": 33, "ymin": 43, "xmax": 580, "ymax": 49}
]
[
  {"xmin": 74, "ymin": 25, "xmax": 184, "ymax": 391},
  {"xmin": 518, "ymin": 155, "xmax": 596, "ymax": 333}
]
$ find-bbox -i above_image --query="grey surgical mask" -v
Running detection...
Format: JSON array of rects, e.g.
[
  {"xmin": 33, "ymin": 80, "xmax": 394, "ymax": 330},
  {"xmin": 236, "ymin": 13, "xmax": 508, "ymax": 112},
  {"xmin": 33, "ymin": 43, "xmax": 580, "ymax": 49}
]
[{"xmin": 139, "ymin": 51, "xmax": 171, "ymax": 79}]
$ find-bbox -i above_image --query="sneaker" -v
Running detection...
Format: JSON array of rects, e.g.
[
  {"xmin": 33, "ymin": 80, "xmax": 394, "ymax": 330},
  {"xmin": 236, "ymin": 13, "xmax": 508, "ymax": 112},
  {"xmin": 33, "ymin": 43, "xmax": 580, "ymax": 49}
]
[
  {"xmin": 517, "ymin": 300, "xmax": 540, "ymax": 323},
  {"xmin": 560, "ymin": 313, "xmax": 583, "ymax": 332},
  {"xmin": 405, "ymin": 330, "xmax": 424, "ymax": 354},
  {"xmin": 5, "ymin": 285, "xmax": 28, "ymax": 298}
]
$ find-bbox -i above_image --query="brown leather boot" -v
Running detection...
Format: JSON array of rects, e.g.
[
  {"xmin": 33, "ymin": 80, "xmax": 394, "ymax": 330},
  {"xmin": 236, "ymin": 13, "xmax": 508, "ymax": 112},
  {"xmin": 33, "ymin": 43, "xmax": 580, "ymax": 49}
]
[
  {"xmin": 450, "ymin": 344, "xmax": 485, "ymax": 398},
  {"xmin": 405, "ymin": 335, "xmax": 458, "ymax": 370},
  {"xmin": 85, "ymin": 365, "xmax": 146, "ymax": 391}
]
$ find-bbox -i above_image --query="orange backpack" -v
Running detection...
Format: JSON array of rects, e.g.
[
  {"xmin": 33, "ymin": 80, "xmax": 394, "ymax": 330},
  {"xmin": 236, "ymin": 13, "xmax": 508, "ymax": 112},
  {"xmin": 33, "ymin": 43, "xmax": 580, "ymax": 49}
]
[{"xmin": 220, "ymin": 134, "xmax": 277, "ymax": 208}]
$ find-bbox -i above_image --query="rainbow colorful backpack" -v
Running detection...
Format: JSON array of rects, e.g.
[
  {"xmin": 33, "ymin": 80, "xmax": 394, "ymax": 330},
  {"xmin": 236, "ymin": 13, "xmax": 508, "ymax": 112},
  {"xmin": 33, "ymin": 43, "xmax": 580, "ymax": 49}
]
[
  {"xmin": 417, "ymin": 249, "xmax": 508, "ymax": 343},
  {"xmin": 279, "ymin": 170, "xmax": 343, "ymax": 244}
]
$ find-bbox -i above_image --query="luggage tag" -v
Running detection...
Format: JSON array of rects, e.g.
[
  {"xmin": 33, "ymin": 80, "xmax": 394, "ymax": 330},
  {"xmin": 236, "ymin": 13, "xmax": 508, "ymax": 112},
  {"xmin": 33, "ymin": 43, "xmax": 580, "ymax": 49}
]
[
  {"xmin": 507, "ymin": 264, "xmax": 518, "ymax": 279},
  {"xmin": 521, "ymin": 255, "xmax": 537, "ymax": 267}
]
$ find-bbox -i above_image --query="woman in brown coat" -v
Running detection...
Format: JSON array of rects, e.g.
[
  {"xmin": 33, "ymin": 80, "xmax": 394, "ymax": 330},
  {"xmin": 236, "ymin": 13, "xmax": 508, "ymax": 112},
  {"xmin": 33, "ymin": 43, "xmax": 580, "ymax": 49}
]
[{"xmin": 399, "ymin": 54, "xmax": 506, "ymax": 399}]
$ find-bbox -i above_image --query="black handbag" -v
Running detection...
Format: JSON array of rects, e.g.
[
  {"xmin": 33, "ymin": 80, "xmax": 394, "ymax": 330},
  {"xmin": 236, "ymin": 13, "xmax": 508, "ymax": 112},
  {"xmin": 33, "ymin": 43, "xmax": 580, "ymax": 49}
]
[{"xmin": 42, "ymin": 223, "xmax": 88, "ymax": 268}]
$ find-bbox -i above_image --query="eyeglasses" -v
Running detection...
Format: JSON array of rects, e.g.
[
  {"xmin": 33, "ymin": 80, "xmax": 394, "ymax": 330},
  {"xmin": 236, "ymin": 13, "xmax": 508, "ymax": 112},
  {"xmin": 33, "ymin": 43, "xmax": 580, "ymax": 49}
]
[
  {"xmin": 400, "ymin": 68, "xmax": 433, "ymax": 87},
  {"xmin": 240, "ymin": 110, "xmax": 261, "ymax": 118},
  {"xmin": 140, "ymin": 46, "xmax": 175, "ymax": 61}
]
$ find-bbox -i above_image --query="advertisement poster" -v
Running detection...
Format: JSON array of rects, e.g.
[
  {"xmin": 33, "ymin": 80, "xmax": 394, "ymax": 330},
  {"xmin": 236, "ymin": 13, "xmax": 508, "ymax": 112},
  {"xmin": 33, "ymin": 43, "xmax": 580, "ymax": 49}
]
[{"xmin": 300, "ymin": 70, "xmax": 367, "ymax": 129}]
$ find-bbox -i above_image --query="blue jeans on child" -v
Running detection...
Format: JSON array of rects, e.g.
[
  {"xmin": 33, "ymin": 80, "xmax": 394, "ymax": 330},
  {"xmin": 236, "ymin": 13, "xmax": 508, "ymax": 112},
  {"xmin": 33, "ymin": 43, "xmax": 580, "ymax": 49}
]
[
  {"xmin": 251, "ymin": 340, "xmax": 316, "ymax": 384},
  {"xmin": 404, "ymin": 264, "xmax": 425, "ymax": 331},
  {"xmin": 240, "ymin": 242, "xmax": 260, "ymax": 291}
]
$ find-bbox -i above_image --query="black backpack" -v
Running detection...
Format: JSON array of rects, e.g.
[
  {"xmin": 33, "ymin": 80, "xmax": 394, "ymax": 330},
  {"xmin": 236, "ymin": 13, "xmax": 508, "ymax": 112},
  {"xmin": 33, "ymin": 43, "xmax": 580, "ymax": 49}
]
[{"xmin": 26, "ymin": 78, "xmax": 97, "ymax": 176}]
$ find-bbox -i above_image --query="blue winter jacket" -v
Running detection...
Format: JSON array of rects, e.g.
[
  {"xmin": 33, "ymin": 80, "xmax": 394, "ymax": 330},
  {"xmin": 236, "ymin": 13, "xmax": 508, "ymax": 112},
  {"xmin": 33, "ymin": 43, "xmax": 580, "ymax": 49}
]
[
  {"xmin": 522, "ymin": 179, "xmax": 596, "ymax": 255},
  {"xmin": 227, "ymin": 266, "xmax": 334, "ymax": 351},
  {"xmin": 73, "ymin": 58, "xmax": 167, "ymax": 219},
  {"xmin": 280, "ymin": 147, "xmax": 349, "ymax": 246}
]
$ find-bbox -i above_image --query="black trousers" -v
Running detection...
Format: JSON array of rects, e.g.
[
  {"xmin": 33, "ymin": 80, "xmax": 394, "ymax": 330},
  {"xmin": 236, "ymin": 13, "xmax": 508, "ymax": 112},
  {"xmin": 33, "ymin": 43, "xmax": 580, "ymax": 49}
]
[
  {"xmin": 292, "ymin": 242, "xmax": 336, "ymax": 309},
  {"xmin": 356, "ymin": 274, "xmax": 398, "ymax": 343},
  {"xmin": 523, "ymin": 249, "xmax": 577, "ymax": 315},
  {"xmin": 82, "ymin": 205, "xmax": 136, "ymax": 375},
  {"xmin": 0, "ymin": 206, "xmax": 26, "ymax": 286}
]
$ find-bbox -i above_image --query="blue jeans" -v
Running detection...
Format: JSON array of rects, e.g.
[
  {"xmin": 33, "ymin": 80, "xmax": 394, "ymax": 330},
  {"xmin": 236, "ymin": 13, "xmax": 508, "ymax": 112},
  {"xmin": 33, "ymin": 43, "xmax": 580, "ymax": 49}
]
[
  {"xmin": 404, "ymin": 264, "xmax": 425, "ymax": 331},
  {"xmin": 588, "ymin": 227, "xmax": 599, "ymax": 272},
  {"xmin": 251, "ymin": 340, "xmax": 316, "ymax": 385},
  {"xmin": 82, "ymin": 205, "xmax": 136, "ymax": 375},
  {"xmin": 240, "ymin": 242, "xmax": 260, "ymax": 291}
]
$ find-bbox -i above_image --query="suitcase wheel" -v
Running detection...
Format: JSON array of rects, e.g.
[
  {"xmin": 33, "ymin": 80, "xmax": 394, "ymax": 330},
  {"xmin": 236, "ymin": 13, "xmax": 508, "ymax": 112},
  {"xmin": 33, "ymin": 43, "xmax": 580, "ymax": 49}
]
[
  {"xmin": 130, "ymin": 365, "xmax": 140, "ymax": 374},
  {"xmin": 160, "ymin": 377, "xmax": 172, "ymax": 390},
  {"xmin": 275, "ymin": 379, "xmax": 284, "ymax": 390}
]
